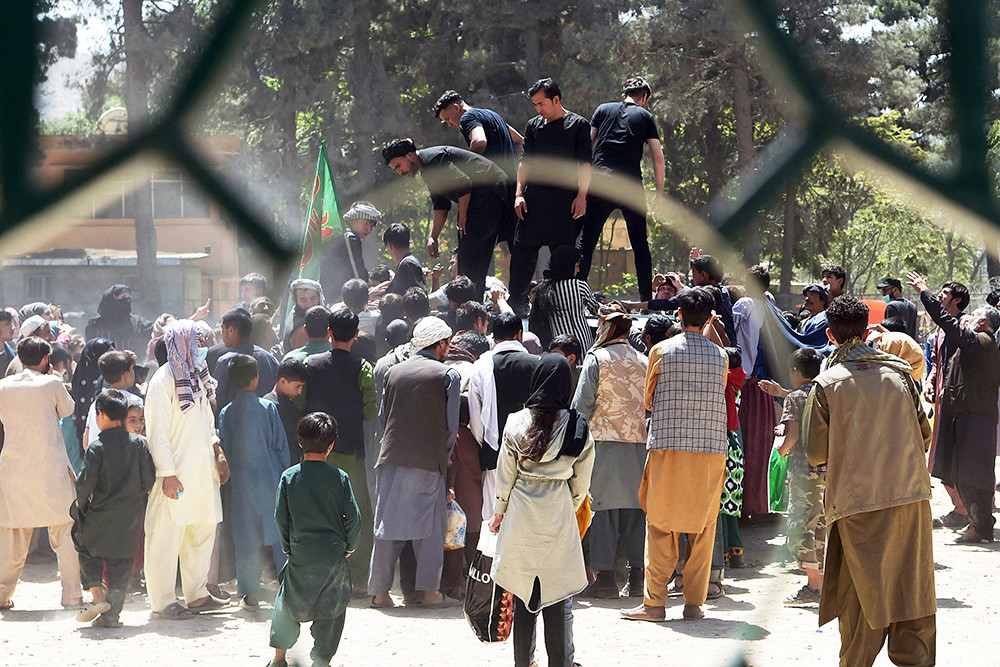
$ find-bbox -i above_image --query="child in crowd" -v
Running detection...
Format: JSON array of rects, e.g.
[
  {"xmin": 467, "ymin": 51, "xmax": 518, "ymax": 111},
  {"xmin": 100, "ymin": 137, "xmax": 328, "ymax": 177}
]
[
  {"xmin": 721, "ymin": 347, "xmax": 747, "ymax": 568},
  {"xmin": 218, "ymin": 354, "xmax": 290, "ymax": 610},
  {"xmin": 125, "ymin": 403, "xmax": 145, "ymax": 437},
  {"xmin": 72, "ymin": 390, "xmax": 155, "ymax": 627},
  {"xmin": 764, "ymin": 348, "xmax": 825, "ymax": 605},
  {"xmin": 268, "ymin": 412, "xmax": 360, "ymax": 667},
  {"xmin": 265, "ymin": 358, "xmax": 307, "ymax": 466},
  {"xmin": 83, "ymin": 351, "xmax": 141, "ymax": 449}
]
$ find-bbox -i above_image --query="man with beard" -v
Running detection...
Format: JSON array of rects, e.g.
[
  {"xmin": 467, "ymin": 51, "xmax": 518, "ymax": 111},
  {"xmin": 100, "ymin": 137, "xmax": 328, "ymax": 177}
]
[{"xmin": 382, "ymin": 138, "xmax": 510, "ymax": 299}]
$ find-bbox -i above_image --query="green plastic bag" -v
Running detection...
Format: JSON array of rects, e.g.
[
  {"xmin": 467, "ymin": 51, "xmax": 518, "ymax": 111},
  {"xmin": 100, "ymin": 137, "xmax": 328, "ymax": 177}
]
[{"xmin": 768, "ymin": 446, "xmax": 789, "ymax": 512}]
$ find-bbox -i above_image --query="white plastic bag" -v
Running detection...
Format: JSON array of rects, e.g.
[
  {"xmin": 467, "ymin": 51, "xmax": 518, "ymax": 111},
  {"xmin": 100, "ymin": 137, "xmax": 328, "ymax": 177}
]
[{"xmin": 444, "ymin": 500, "xmax": 467, "ymax": 550}]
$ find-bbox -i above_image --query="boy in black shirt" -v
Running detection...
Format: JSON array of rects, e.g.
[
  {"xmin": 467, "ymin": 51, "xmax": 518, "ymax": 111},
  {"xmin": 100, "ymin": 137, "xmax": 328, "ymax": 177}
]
[{"xmin": 72, "ymin": 389, "xmax": 155, "ymax": 627}]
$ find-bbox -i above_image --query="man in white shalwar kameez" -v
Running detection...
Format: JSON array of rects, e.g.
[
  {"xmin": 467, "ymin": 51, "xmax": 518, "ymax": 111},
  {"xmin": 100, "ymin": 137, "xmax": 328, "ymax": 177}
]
[
  {"xmin": 144, "ymin": 320, "xmax": 229, "ymax": 617},
  {"xmin": 0, "ymin": 337, "xmax": 81, "ymax": 609}
]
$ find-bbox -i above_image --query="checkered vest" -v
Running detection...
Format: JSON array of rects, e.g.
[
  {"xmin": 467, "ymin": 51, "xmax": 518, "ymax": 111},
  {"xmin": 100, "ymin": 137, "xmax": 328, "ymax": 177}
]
[{"xmin": 648, "ymin": 332, "xmax": 728, "ymax": 455}]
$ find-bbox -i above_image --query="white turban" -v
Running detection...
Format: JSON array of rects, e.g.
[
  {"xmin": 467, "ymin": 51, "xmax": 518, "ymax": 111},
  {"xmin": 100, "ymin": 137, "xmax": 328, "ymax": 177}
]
[{"xmin": 410, "ymin": 316, "xmax": 453, "ymax": 351}]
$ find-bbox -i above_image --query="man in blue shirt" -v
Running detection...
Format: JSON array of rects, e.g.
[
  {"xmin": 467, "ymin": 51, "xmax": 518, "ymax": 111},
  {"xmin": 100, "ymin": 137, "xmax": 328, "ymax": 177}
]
[{"xmin": 432, "ymin": 90, "xmax": 523, "ymax": 182}]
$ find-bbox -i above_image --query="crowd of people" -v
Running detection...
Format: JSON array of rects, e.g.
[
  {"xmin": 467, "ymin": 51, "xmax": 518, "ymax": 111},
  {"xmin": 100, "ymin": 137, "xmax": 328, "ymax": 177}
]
[{"xmin": 1, "ymin": 74, "xmax": 996, "ymax": 667}]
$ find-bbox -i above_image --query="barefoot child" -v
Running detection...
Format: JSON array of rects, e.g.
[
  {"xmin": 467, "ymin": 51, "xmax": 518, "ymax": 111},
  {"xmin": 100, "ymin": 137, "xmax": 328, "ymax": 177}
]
[
  {"xmin": 268, "ymin": 412, "xmax": 361, "ymax": 667},
  {"xmin": 72, "ymin": 389, "xmax": 155, "ymax": 627}
]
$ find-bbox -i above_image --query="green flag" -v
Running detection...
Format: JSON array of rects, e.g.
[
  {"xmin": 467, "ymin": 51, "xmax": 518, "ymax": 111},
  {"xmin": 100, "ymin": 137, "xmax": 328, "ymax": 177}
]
[{"xmin": 296, "ymin": 142, "xmax": 342, "ymax": 280}]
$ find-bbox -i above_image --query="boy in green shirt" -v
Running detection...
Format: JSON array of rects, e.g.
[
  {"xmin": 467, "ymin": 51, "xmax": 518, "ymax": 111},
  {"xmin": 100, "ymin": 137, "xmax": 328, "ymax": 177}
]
[{"xmin": 268, "ymin": 412, "xmax": 361, "ymax": 667}]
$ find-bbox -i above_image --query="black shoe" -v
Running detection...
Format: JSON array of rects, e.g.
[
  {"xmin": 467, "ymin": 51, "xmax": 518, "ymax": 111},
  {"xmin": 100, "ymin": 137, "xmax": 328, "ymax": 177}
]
[
  {"xmin": 580, "ymin": 571, "xmax": 618, "ymax": 599},
  {"xmin": 621, "ymin": 568, "xmax": 644, "ymax": 598}
]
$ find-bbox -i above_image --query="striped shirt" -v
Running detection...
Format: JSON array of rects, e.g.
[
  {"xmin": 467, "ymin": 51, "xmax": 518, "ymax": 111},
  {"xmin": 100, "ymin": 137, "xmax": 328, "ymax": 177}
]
[{"xmin": 544, "ymin": 279, "xmax": 598, "ymax": 349}]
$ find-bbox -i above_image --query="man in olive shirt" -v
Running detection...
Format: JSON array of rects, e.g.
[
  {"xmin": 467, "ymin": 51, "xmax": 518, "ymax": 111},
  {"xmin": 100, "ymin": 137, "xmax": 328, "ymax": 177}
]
[{"xmin": 382, "ymin": 139, "xmax": 511, "ymax": 299}]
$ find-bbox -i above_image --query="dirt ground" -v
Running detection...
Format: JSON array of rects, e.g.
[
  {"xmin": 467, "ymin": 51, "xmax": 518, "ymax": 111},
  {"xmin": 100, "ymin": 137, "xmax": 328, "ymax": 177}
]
[{"xmin": 1, "ymin": 473, "xmax": 996, "ymax": 667}]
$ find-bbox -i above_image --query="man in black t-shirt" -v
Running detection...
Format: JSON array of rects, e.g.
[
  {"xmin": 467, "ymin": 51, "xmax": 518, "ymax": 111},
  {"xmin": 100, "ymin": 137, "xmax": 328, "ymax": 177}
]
[
  {"xmin": 432, "ymin": 90, "xmax": 523, "ymax": 181},
  {"xmin": 382, "ymin": 139, "xmax": 510, "ymax": 298},
  {"xmin": 509, "ymin": 77, "xmax": 593, "ymax": 313},
  {"xmin": 579, "ymin": 76, "xmax": 665, "ymax": 301},
  {"xmin": 382, "ymin": 222, "xmax": 426, "ymax": 296}
]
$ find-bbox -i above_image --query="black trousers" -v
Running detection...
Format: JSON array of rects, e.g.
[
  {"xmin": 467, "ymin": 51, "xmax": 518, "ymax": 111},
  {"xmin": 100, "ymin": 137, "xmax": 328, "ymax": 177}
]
[
  {"xmin": 508, "ymin": 242, "xmax": 551, "ymax": 310},
  {"xmin": 513, "ymin": 596, "xmax": 566, "ymax": 667},
  {"xmin": 578, "ymin": 194, "xmax": 653, "ymax": 301},
  {"xmin": 79, "ymin": 552, "xmax": 132, "ymax": 620},
  {"xmin": 956, "ymin": 483, "xmax": 995, "ymax": 537},
  {"xmin": 459, "ymin": 195, "xmax": 506, "ymax": 298}
]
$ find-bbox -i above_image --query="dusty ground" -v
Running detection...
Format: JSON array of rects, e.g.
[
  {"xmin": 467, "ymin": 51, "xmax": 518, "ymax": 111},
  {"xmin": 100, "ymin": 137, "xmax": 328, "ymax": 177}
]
[{"xmin": 1, "ymin": 474, "xmax": 996, "ymax": 667}]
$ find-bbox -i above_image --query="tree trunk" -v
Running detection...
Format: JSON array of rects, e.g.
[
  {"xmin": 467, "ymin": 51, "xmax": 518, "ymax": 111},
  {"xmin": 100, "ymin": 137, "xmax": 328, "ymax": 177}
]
[
  {"xmin": 985, "ymin": 237, "xmax": 1000, "ymax": 281},
  {"xmin": 779, "ymin": 178, "xmax": 798, "ymax": 301},
  {"xmin": 123, "ymin": 0, "xmax": 159, "ymax": 314},
  {"xmin": 729, "ymin": 42, "xmax": 758, "ymax": 264}
]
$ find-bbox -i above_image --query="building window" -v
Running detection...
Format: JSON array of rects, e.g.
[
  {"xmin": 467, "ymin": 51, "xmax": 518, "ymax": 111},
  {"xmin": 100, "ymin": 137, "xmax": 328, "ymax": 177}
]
[
  {"xmin": 25, "ymin": 274, "xmax": 52, "ymax": 302},
  {"xmin": 63, "ymin": 169, "xmax": 134, "ymax": 219},
  {"xmin": 151, "ymin": 170, "xmax": 210, "ymax": 219}
]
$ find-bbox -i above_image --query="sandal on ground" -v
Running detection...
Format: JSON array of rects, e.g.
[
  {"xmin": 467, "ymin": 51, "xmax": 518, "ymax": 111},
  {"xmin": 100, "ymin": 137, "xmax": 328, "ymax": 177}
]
[
  {"xmin": 187, "ymin": 594, "xmax": 229, "ymax": 611},
  {"xmin": 706, "ymin": 582, "xmax": 725, "ymax": 600},
  {"xmin": 784, "ymin": 585, "xmax": 821, "ymax": 606},
  {"xmin": 0, "ymin": 600, "xmax": 12, "ymax": 610},
  {"xmin": 91, "ymin": 614, "xmax": 123, "ymax": 628},
  {"xmin": 371, "ymin": 596, "xmax": 395, "ymax": 609},
  {"xmin": 153, "ymin": 602, "xmax": 199, "ymax": 619},
  {"xmin": 422, "ymin": 592, "xmax": 460, "ymax": 607},
  {"xmin": 76, "ymin": 601, "xmax": 111, "ymax": 623}
]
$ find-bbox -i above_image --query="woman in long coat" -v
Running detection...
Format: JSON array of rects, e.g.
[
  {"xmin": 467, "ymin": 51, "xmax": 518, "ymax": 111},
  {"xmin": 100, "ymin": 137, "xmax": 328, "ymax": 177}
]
[{"xmin": 488, "ymin": 354, "xmax": 594, "ymax": 667}]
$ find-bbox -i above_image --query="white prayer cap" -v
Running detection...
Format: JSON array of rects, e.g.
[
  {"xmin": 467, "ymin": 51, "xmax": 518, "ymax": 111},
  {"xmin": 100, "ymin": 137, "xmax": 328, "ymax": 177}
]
[
  {"xmin": 410, "ymin": 316, "xmax": 452, "ymax": 351},
  {"xmin": 19, "ymin": 314, "xmax": 47, "ymax": 338}
]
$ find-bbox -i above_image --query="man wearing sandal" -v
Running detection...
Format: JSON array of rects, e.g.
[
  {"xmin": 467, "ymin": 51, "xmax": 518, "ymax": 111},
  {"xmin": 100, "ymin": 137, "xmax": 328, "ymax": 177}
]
[{"xmin": 144, "ymin": 321, "xmax": 230, "ymax": 619}]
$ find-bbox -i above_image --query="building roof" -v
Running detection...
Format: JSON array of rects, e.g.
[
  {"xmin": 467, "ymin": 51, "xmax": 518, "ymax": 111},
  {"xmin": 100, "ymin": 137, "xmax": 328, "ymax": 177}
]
[{"xmin": 2, "ymin": 248, "xmax": 209, "ymax": 267}]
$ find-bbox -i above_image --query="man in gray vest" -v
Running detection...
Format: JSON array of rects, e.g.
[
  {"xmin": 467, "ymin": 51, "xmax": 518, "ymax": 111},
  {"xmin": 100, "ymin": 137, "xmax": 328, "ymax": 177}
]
[
  {"xmin": 622, "ymin": 287, "xmax": 728, "ymax": 623},
  {"xmin": 369, "ymin": 317, "xmax": 461, "ymax": 607}
]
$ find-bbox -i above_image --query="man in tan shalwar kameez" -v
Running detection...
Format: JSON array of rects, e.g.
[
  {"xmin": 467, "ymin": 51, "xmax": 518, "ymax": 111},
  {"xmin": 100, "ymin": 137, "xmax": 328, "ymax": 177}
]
[
  {"xmin": 0, "ymin": 337, "xmax": 81, "ymax": 609},
  {"xmin": 622, "ymin": 288, "xmax": 728, "ymax": 622},
  {"xmin": 803, "ymin": 295, "xmax": 935, "ymax": 667}
]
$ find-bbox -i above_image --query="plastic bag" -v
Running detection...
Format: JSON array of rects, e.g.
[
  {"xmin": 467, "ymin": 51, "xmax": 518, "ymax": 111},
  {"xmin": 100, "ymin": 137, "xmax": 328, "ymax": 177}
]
[
  {"xmin": 444, "ymin": 499, "xmax": 467, "ymax": 551},
  {"xmin": 464, "ymin": 550, "xmax": 514, "ymax": 642},
  {"xmin": 768, "ymin": 446, "xmax": 789, "ymax": 512}
]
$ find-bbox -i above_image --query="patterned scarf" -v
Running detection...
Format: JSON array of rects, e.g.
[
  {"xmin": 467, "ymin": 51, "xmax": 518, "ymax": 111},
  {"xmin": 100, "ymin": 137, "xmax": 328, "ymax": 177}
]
[
  {"xmin": 162, "ymin": 319, "xmax": 216, "ymax": 413},
  {"xmin": 827, "ymin": 337, "xmax": 914, "ymax": 378},
  {"xmin": 446, "ymin": 343, "xmax": 477, "ymax": 364}
]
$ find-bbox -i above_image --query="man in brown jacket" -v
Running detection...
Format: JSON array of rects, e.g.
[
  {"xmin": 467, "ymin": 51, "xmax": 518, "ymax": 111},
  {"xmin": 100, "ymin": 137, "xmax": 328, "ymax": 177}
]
[
  {"xmin": 803, "ymin": 296, "xmax": 935, "ymax": 667},
  {"xmin": 908, "ymin": 271, "xmax": 1000, "ymax": 542}
]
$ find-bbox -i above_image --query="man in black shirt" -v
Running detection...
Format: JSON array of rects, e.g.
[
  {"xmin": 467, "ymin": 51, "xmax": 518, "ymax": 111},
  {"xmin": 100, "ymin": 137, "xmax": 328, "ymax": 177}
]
[
  {"xmin": 879, "ymin": 276, "xmax": 919, "ymax": 340},
  {"xmin": 319, "ymin": 200, "xmax": 381, "ymax": 303},
  {"xmin": 509, "ymin": 78, "xmax": 592, "ymax": 313},
  {"xmin": 578, "ymin": 77, "xmax": 665, "ymax": 301},
  {"xmin": 432, "ymin": 90, "xmax": 523, "ymax": 181},
  {"xmin": 382, "ymin": 222, "xmax": 426, "ymax": 295},
  {"xmin": 382, "ymin": 139, "xmax": 511, "ymax": 298}
]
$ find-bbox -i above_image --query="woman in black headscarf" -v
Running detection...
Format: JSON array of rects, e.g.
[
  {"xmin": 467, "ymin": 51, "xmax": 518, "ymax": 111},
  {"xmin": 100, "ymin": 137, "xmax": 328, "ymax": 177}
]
[
  {"xmin": 488, "ymin": 353, "xmax": 595, "ymax": 667},
  {"xmin": 71, "ymin": 338, "xmax": 115, "ymax": 445},
  {"xmin": 528, "ymin": 245, "xmax": 599, "ymax": 349},
  {"xmin": 85, "ymin": 285, "xmax": 153, "ymax": 359}
]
